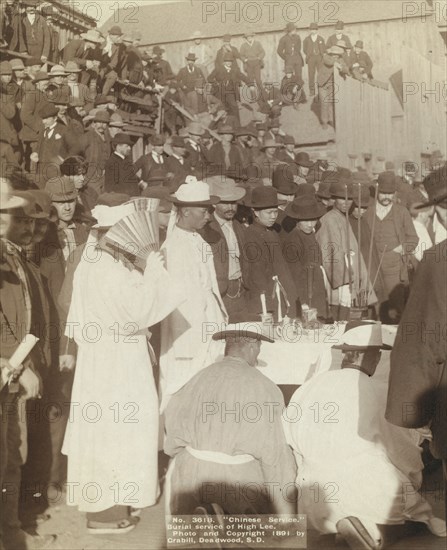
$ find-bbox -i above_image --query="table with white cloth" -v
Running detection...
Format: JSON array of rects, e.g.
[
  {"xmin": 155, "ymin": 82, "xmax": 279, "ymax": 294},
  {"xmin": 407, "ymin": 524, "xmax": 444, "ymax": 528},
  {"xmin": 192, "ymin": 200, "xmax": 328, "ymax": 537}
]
[{"xmin": 221, "ymin": 322, "xmax": 398, "ymax": 388}]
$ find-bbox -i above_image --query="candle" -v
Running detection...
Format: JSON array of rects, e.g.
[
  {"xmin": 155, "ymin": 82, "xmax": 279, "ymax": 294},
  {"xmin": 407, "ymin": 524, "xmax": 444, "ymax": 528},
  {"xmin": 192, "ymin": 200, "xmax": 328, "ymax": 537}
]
[{"xmin": 260, "ymin": 292, "xmax": 267, "ymax": 316}]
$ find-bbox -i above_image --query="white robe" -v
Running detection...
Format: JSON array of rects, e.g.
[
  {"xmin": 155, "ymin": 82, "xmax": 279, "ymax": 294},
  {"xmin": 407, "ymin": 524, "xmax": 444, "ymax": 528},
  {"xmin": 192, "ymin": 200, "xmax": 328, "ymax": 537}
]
[
  {"xmin": 159, "ymin": 225, "xmax": 228, "ymax": 408},
  {"xmin": 62, "ymin": 249, "xmax": 183, "ymax": 512},
  {"xmin": 283, "ymin": 368, "xmax": 434, "ymax": 534}
]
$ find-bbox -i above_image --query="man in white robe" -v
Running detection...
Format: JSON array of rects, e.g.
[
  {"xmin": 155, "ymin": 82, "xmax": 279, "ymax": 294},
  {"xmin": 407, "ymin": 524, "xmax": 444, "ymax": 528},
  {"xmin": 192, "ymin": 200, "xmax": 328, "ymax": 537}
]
[
  {"xmin": 62, "ymin": 201, "xmax": 184, "ymax": 534},
  {"xmin": 159, "ymin": 177, "xmax": 228, "ymax": 408},
  {"xmin": 283, "ymin": 321, "xmax": 446, "ymax": 549}
]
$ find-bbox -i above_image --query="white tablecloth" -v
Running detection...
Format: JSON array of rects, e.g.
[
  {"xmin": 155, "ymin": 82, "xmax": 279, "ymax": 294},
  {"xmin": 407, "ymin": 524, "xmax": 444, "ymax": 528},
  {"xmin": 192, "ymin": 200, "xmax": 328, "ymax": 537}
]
[{"xmin": 223, "ymin": 322, "xmax": 397, "ymax": 386}]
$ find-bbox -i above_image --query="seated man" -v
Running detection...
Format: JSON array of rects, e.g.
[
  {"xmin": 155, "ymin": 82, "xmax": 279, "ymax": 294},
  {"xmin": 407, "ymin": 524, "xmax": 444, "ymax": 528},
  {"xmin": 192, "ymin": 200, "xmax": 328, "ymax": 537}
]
[
  {"xmin": 283, "ymin": 321, "xmax": 446, "ymax": 550},
  {"xmin": 164, "ymin": 325, "xmax": 297, "ymax": 515}
]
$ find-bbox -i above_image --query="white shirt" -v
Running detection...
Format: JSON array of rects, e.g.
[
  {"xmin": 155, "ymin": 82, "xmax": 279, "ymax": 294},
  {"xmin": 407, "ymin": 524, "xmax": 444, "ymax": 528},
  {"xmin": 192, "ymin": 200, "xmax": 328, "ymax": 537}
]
[{"xmin": 214, "ymin": 213, "xmax": 241, "ymax": 280}]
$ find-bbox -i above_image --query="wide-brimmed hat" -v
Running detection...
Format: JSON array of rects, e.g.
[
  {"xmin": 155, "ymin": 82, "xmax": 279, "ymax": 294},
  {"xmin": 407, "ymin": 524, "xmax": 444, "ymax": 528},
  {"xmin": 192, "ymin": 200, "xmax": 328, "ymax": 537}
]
[
  {"xmin": 185, "ymin": 52, "xmax": 198, "ymax": 61},
  {"xmin": 222, "ymin": 34, "xmax": 232, "ymax": 42},
  {"xmin": 260, "ymin": 139, "xmax": 281, "ymax": 151},
  {"xmin": 169, "ymin": 176, "xmax": 219, "ymax": 206},
  {"xmin": 112, "ymin": 133, "xmax": 133, "ymax": 146},
  {"xmin": 92, "ymin": 110, "xmax": 111, "ymax": 123},
  {"xmin": 335, "ymin": 20, "xmax": 345, "ymax": 30},
  {"xmin": 244, "ymin": 29, "xmax": 256, "ymax": 38},
  {"xmin": 34, "ymin": 71, "xmax": 49, "ymax": 82},
  {"xmin": 49, "ymin": 64, "xmax": 67, "ymax": 77},
  {"xmin": 212, "ymin": 323, "xmax": 274, "ymax": 343},
  {"xmin": 187, "ymin": 122, "xmax": 205, "ymax": 136},
  {"xmin": 150, "ymin": 134, "xmax": 165, "ymax": 146},
  {"xmin": 316, "ymin": 181, "xmax": 332, "ymax": 199},
  {"xmin": 336, "ymin": 40, "xmax": 349, "ymax": 50},
  {"xmin": 283, "ymin": 135, "xmax": 295, "ymax": 145},
  {"xmin": 244, "ymin": 186, "xmax": 279, "ymax": 208},
  {"xmin": 333, "ymin": 321, "xmax": 391, "ymax": 351},
  {"xmin": 272, "ymin": 167, "xmax": 297, "ymax": 196},
  {"xmin": 285, "ymin": 195, "xmax": 326, "ymax": 220},
  {"xmin": 415, "ymin": 165, "xmax": 447, "ymax": 208},
  {"xmin": 286, "ymin": 22, "xmax": 297, "ymax": 32},
  {"xmin": 40, "ymin": 103, "xmax": 59, "ymax": 118},
  {"xmin": 191, "ymin": 30, "xmax": 203, "ymax": 39},
  {"xmin": 330, "ymin": 178, "xmax": 354, "ymax": 199},
  {"xmin": 327, "ymin": 45, "xmax": 344, "ymax": 56},
  {"xmin": 310, "ymin": 23, "xmax": 319, "ymax": 30},
  {"xmin": 0, "ymin": 179, "xmax": 28, "ymax": 210},
  {"xmin": 217, "ymin": 124, "xmax": 234, "ymax": 135},
  {"xmin": 17, "ymin": 190, "xmax": 57, "ymax": 221},
  {"xmin": 65, "ymin": 61, "xmax": 81, "ymax": 73},
  {"xmin": 296, "ymin": 183, "xmax": 316, "ymax": 197},
  {"xmin": 205, "ymin": 176, "xmax": 246, "ymax": 202},
  {"xmin": 81, "ymin": 29, "xmax": 103, "ymax": 44},
  {"xmin": 295, "ymin": 152, "xmax": 314, "ymax": 168},
  {"xmin": 109, "ymin": 113, "xmax": 125, "ymax": 127},
  {"xmin": 152, "ymin": 45, "xmax": 165, "ymax": 55},
  {"xmin": 45, "ymin": 176, "xmax": 77, "ymax": 202},
  {"xmin": 377, "ymin": 171, "xmax": 397, "ymax": 194},
  {"xmin": 355, "ymin": 40, "xmax": 364, "ymax": 49},
  {"xmin": 0, "ymin": 61, "xmax": 12, "ymax": 75},
  {"xmin": 10, "ymin": 59, "xmax": 25, "ymax": 71}
]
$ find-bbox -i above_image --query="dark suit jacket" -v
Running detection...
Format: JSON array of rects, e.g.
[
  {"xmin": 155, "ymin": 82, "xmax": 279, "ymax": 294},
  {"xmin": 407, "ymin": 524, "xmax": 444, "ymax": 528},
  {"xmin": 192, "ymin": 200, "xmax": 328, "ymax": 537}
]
[
  {"xmin": 303, "ymin": 34, "xmax": 326, "ymax": 60},
  {"xmin": 36, "ymin": 123, "xmax": 68, "ymax": 185},
  {"xmin": 200, "ymin": 215, "xmax": 248, "ymax": 297},
  {"xmin": 0, "ymin": 241, "xmax": 51, "ymax": 378},
  {"xmin": 177, "ymin": 66, "xmax": 205, "ymax": 93},
  {"xmin": 243, "ymin": 221, "xmax": 299, "ymax": 319},
  {"xmin": 134, "ymin": 152, "xmax": 168, "ymax": 184},
  {"xmin": 12, "ymin": 13, "xmax": 50, "ymax": 59},
  {"xmin": 62, "ymin": 39, "xmax": 90, "ymax": 68},
  {"xmin": 386, "ymin": 240, "xmax": 447, "ymax": 458},
  {"xmin": 277, "ymin": 33, "xmax": 303, "ymax": 63},
  {"xmin": 164, "ymin": 154, "xmax": 192, "ymax": 190},
  {"xmin": 104, "ymin": 152, "xmax": 140, "ymax": 196},
  {"xmin": 84, "ymin": 128, "xmax": 111, "ymax": 194},
  {"xmin": 347, "ymin": 50, "xmax": 373, "ymax": 76},
  {"xmin": 207, "ymin": 65, "xmax": 249, "ymax": 101},
  {"xmin": 215, "ymin": 45, "xmax": 240, "ymax": 70},
  {"xmin": 207, "ymin": 142, "xmax": 245, "ymax": 179}
]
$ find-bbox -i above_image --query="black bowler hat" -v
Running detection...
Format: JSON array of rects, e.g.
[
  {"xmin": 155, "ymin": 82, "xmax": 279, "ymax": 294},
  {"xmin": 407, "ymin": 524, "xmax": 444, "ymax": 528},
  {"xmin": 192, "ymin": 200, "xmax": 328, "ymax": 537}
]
[
  {"xmin": 112, "ymin": 133, "xmax": 133, "ymax": 146},
  {"xmin": 285, "ymin": 195, "xmax": 326, "ymax": 220},
  {"xmin": 244, "ymin": 186, "xmax": 279, "ymax": 208},
  {"xmin": 377, "ymin": 171, "xmax": 397, "ymax": 194},
  {"xmin": 295, "ymin": 152, "xmax": 314, "ymax": 168},
  {"xmin": 416, "ymin": 165, "xmax": 447, "ymax": 208}
]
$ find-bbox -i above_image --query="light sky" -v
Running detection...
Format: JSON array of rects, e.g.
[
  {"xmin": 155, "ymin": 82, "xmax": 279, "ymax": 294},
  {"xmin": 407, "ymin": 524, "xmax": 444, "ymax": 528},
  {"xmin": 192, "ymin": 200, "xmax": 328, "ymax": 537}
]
[{"xmin": 72, "ymin": 0, "xmax": 181, "ymax": 27}]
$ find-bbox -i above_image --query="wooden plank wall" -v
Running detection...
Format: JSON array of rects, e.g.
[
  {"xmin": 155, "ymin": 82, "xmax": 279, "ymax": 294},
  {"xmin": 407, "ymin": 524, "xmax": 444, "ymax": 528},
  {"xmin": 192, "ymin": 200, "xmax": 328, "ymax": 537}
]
[
  {"xmin": 156, "ymin": 17, "xmax": 445, "ymax": 86},
  {"xmin": 398, "ymin": 46, "xmax": 447, "ymax": 175},
  {"xmin": 334, "ymin": 72, "xmax": 392, "ymax": 170}
]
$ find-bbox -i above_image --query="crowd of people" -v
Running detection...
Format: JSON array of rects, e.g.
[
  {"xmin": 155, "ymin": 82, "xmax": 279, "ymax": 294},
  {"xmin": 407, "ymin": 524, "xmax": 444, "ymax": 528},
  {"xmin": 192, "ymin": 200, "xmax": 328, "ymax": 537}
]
[{"xmin": 0, "ymin": 3, "xmax": 446, "ymax": 550}]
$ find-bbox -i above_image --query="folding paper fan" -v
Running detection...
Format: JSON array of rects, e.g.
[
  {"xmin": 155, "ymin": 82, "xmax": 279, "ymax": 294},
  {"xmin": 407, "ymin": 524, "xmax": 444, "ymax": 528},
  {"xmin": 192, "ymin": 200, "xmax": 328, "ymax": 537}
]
[{"xmin": 104, "ymin": 208, "xmax": 160, "ymax": 262}]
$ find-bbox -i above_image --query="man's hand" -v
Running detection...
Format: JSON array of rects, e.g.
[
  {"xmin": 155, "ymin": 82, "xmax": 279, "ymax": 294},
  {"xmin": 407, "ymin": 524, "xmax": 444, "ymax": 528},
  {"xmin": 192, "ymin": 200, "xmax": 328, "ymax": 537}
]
[
  {"xmin": 30, "ymin": 152, "xmax": 39, "ymax": 163},
  {"xmin": 139, "ymin": 180, "xmax": 148, "ymax": 191},
  {"xmin": 393, "ymin": 245, "xmax": 404, "ymax": 255},
  {"xmin": 41, "ymin": 56, "xmax": 47, "ymax": 63},
  {"xmin": 59, "ymin": 355, "xmax": 76, "ymax": 372},
  {"xmin": 19, "ymin": 367, "xmax": 41, "ymax": 400}
]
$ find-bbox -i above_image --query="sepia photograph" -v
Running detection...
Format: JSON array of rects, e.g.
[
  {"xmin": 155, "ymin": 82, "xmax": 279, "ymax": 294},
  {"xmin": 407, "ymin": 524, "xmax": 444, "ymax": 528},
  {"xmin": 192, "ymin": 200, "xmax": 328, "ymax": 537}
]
[{"xmin": 0, "ymin": 0, "xmax": 446, "ymax": 549}]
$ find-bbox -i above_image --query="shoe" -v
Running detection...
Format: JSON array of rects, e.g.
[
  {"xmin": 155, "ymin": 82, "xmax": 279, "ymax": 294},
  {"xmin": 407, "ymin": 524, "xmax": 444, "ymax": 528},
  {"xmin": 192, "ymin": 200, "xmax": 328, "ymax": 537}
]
[
  {"xmin": 427, "ymin": 517, "xmax": 446, "ymax": 537},
  {"xmin": 336, "ymin": 517, "xmax": 382, "ymax": 549},
  {"xmin": 87, "ymin": 515, "xmax": 140, "ymax": 535}
]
